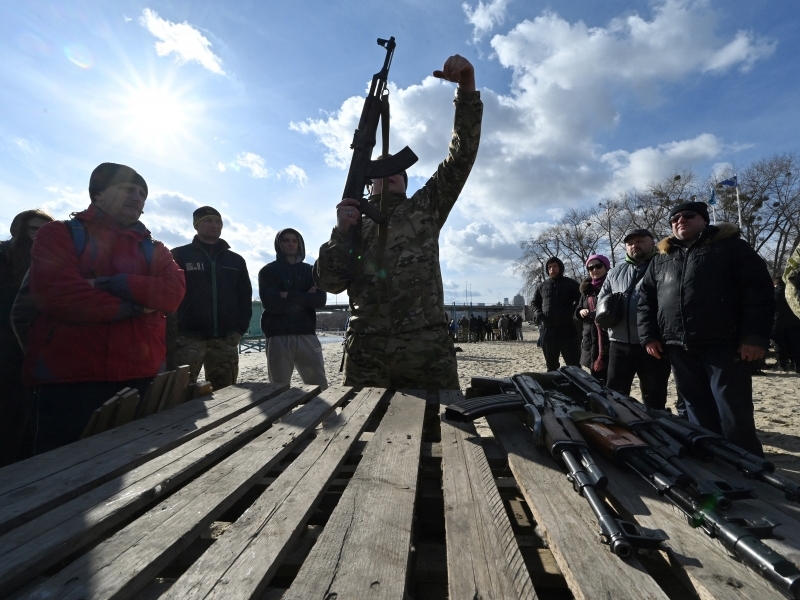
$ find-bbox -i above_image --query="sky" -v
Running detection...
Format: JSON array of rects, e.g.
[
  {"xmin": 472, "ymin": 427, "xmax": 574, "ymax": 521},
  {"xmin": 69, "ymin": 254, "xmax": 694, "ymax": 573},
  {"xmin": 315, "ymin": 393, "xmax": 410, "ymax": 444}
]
[{"xmin": 2, "ymin": 0, "xmax": 798, "ymax": 306}]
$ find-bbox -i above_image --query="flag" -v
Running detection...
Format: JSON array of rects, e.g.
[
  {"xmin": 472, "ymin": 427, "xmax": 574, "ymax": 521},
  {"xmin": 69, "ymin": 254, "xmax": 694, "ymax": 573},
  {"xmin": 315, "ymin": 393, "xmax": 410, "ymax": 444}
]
[
  {"xmin": 707, "ymin": 188, "xmax": 716, "ymax": 206},
  {"xmin": 719, "ymin": 175, "xmax": 738, "ymax": 188}
]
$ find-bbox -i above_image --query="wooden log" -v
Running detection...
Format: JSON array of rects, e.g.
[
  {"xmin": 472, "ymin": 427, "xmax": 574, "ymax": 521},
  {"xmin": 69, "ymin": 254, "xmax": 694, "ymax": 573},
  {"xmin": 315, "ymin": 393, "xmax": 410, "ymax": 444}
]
[
  {"xmin": 439, "ymin": 390, "xmax": 537, "ymax": 600},
  {"xmin": 113, "ymin": 389, "xmax": 139, "ymax": 428},
  {"xmin": 283, "ymin": 390, "xmax": 427, "ymax": 599},
  {"xmin": 486, "ymin": 412, "xmax": 669, "ymax": 600},
  {"xmin": 162, "ymin": 387, "xmax": 388, "ymax": 600},
  {"xmin": 0, "ymin": 386, "xmax": 321, "ymax": 597},
  {"xmin": 0, "ymin": 382, "xmax": 288, "ymax": 535},
  {"xmin": 93, "ymin": 394, "xmax": 120, "ymax": 435},
  {"xmin": 139, "ymin": 372, "xmax": 171, "ymax": 419},
  {"xmin": 23, "ymin": 386, "xmax": 351, "ymax": 600}
]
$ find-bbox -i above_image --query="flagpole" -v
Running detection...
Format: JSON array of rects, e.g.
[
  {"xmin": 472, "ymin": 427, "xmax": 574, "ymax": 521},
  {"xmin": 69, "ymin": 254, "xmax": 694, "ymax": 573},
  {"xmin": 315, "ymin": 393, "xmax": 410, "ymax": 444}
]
[
  {"xmin": 713, "ymin": 205, "xmax": 717, "ymax": 224},
  {"xmin": 735, "ymin": 186, "xmax": 742, "ymax": 230}
]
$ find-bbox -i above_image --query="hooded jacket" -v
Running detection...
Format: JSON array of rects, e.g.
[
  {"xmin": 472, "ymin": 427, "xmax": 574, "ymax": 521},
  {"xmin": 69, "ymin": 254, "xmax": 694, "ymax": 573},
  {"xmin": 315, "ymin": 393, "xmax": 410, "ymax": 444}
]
[
  {"xmin": 170, "ymin": 237, "xmax": 252, "ymax": 339},
  {"xmin": 259, "ymin": 228, "xmax": 326, "ymax": 337},
  {"xmin": 638, "ymin": 223, "xmax": 774, "ymax": 348},
  {"xmin": 23, "ymin": 205, "xmax": 185, "ymax": 385},
  {"xmin": 313, "ymin": 89, "xmax": 483, "ymax": 336},
  {"xmin": 530, "ymin": 257, "xmax": 581, "ymax": 328}
]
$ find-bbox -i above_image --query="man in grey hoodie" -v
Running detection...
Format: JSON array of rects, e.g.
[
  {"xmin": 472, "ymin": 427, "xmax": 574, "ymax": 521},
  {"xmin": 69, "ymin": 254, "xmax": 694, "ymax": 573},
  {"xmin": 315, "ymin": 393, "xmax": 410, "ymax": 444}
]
[
  {"xmin": 259, "ymin": 229, "xmax": 328, "ymax": 388},
  {"xmin": 597, "ymin": 229, "xmax": 671, "ymax": 410}
]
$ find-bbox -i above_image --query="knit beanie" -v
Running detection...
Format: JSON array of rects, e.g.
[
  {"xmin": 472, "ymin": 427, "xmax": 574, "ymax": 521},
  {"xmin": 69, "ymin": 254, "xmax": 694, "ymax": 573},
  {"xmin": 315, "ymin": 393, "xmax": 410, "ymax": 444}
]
[
  {"xmin": 193, "ymin": 206, "xmax": 222, "ymax": 226},
  {"xmin": 668, "ymin": 201, "xmax": 710, "ymax": 224},
  {"xmin": 89, "ymin": 163, "xmax": 148, "ymax": 202}
]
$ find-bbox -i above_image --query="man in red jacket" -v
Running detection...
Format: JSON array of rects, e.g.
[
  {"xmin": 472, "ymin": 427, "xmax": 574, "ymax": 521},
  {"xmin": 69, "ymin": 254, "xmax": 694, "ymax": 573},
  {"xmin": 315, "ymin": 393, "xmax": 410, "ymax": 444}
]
[{"xmin": 24, "ymin": 163, "xmax": 185, "ymax": 454}]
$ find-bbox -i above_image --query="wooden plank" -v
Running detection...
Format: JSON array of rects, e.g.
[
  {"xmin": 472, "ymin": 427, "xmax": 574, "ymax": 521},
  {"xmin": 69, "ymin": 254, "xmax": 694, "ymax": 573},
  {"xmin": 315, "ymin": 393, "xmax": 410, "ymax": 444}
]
[
  {"xmin": 163, "ymin": 387, "xmax": 389, "ymax": 600},
  {"xmin": 113, "ymin": 389, "xmax": 139, "ymax": 428},
  {"xmin": 599, "ymin": 452, "xmax": 794, "ymax": 600},
  {"xmin": 93, "ymin": 395, "xmax": 120, "ymax": 435},
  {"xmin": 283, "ymin": 390, "xmax": 427, "ymax": 599},
  {"xmin": 79, "ymin": 409, "xmax": 99, "ymax": 440},
  {"xmin": 139, "ymin": 372, "xmax": 171, "ymax": 418},
  {"xmin": 184, "ymin": 382, "xmax": 197, "ymax": 404},
  {"xmin": 193, "ymin": 381, "xmax": 214, "ymax": 399},
  {"xmin": 163, "ymin": 365, "xmax": 190, "ymax": 410},
  {"xmin": 23, "ymin": 386, "xmax": 352, "ymax": 600},
  {"xmin": 486, "ymin": 412, "xmax": 669, "ymax": 600},
  {"xmin": 0, "ymin": 382, "xmax": 288, "ymax": 534},
  {"xmin": 0, "ymin": 386, "xmax": 320, "ymax": 597},
  {"xmin": 439, "ymin": 390, "xmax": 537, "ymax": 600}
]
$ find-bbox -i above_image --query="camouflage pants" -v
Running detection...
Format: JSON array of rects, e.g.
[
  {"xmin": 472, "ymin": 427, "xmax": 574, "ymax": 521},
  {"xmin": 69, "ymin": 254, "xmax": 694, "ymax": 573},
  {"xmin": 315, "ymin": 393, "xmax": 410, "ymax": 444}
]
[
  {"xmin": 343, "ymin": 328, "xmax": 459, "ymax": 390},
  {"xmin": 167, "ymin": 332, "xmax": 241, "ymax": 391}
]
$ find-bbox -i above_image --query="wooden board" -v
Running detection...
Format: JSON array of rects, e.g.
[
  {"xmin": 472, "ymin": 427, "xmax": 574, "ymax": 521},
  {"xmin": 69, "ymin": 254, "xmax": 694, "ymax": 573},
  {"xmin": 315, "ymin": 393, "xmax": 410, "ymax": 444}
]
[
  {"xmin": 113, "ymin": 389, "xmax": 139, "ymax": 428},
  {"xmin": 79, "ymin": 409, "xmax": 99, "ymax": 440},
  {"xmin": 283, "ymin": 390, "xmax": 427, "ymax": 599},
  {"xmin": 93, "ymin": 394, "xmax": 120, "ymax": 435},
  {"xmin": 0, "ymin": 386, "xmax": 320, "ymax": 597},
  {"xmin": 162, "ymin": 365, "xmax": 191, "ymax": 410},
  {"xmin": 486, "ymin": 412, "xmax": 669, "ymax": 600},
  {"xmin": 23, "ymin": 386, "xmax": 352, "ymax": 600},
  {"xmin": 162, "ymin": 387, "xmax": 389, "ymax": 600},
  {"xmin": 439, "ymin": 390, "xmax": 537, "ymax": 599},
  {"xmin": 139, "ymin": 372, "xmax": 170, "ymax": 418},
  {"xmin": 0, "ymin": 382, "xmax": 288, "ymax": 534}
]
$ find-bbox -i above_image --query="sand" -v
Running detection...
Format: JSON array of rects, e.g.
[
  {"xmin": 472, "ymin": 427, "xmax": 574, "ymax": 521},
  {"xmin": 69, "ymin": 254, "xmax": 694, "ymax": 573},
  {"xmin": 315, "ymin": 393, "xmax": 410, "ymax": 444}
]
[{"xmin": 235, "ymin": 323, "xmax": 800, "ymax": 476}]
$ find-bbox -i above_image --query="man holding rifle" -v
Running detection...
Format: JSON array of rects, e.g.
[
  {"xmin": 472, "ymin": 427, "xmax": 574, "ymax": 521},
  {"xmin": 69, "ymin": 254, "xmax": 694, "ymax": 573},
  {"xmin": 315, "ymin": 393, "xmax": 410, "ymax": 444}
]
[{"xmin": 314, "ymin": 54, "xmax": 482, "ymax": 389}]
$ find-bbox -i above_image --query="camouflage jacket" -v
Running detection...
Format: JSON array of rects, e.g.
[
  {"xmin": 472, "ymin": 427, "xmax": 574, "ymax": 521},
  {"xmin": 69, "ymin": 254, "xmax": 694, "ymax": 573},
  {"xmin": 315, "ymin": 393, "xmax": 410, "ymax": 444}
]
[
  {"xmin": 314, "ymin": 88, "xmax": 483, "ymax": 335},
  {"xmin": 784, "ymin": 243, "xmax": 800, "ymax": 319}
]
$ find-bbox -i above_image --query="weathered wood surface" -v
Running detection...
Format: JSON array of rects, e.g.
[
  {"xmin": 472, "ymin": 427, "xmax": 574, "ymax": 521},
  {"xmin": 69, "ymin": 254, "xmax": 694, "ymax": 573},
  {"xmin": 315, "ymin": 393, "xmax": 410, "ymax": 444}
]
[
  {"xmin": 162, "ymin": 387, "xmax": 389, "ymax": 600},
  {"xmin": 487, "ymin": 412, "xmax": 670, "ymax": 600},
  {"xmin": 0, "ymin": 382, "xmax": 288, "ymax": 534},
  {"xmin": 94, "ymin": 394, "xmax": 119, "ymax": 434},
  {"xmin": 599, "ymin": 452, "xmax": 794, "ymax": 600},
  {"xmin": 0, "ymin": 386, "xmax": 319, "ymax": 597},
  {"xmin": 283, "ymin": 390, "xmax": 427, "ymax": 599},
  {"xmin": 139, "ymin": 371, "xmax": 170, "ymax": 418},
  {"xmin": 23, "ymin": 386, "xmax": 352, "ymax": 600},
  {"xmin": 439, "ymin": 390, "xmax": 537, "ymax": 600},
  {"xmin": 113, "ymin": 388, "xmax": 139, "ymax": 428},
  {"xmin": 160, "ymin": 365, "xmax": 191, "ymax": 411}
]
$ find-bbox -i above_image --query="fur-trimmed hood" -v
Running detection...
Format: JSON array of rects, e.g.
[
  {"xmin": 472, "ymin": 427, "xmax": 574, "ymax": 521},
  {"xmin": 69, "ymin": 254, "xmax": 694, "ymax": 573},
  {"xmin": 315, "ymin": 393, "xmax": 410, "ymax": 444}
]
[
  {"xmin": 657, "ymin": 222, "xmax": 740, "ymax": 254},
  {"xmin": 579, "ymin": 277, "xmax": 602, "ymax": 295}
]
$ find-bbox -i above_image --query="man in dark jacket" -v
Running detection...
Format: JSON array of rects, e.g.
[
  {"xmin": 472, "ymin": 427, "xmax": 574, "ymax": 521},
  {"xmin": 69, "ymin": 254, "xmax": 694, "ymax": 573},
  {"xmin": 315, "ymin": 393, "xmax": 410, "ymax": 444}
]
[
  {"xmin": 772, "ymin": 277, "xmax": 800, "ymax": 372},
  {"xmin": 638, "ymin": 201, "xmax": 774, "ymax": 456},
  {"xmin": 169, "ymin": 206, "xmax": 252, "ymax": 390},
  {"xmin": 259, "ymin": 228, "xmax": 328, "ymax": 387},
  {"xmin": 531, "ymin": 257, "xmax": 581, "ymax": 371},
  {"xmin": 598, "ymin": 229, "xmax": 672, "ymax": 409}
]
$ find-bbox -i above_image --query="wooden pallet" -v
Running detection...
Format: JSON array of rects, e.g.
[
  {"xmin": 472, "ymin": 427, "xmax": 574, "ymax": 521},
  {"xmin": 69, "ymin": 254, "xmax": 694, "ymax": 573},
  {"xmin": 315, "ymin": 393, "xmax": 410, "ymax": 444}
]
[{"xmin": 0, "ymin": 385, "xmax": 798, "ymax": 600}]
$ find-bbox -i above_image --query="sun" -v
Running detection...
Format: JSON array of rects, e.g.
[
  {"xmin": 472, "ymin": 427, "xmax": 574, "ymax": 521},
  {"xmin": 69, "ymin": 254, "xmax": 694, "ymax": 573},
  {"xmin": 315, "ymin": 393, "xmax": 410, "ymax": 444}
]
[{"xmin": 127, "ymin": 85, "xmax": 190, "ymax": 142}]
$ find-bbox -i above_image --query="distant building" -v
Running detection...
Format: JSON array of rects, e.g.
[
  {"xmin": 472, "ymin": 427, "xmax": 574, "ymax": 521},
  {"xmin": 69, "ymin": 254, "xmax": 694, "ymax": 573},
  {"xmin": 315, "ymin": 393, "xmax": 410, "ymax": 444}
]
[
  {"xmin": 513, "ymin": 294, "xmax": 524, "ymax": 307},
  {"xmin": 478, "ymin": 302, "xmax": 485, "ymax": 306},
  {"xmin": 503, "ymin": 297, "xmax": 509, "ymax": 305}
]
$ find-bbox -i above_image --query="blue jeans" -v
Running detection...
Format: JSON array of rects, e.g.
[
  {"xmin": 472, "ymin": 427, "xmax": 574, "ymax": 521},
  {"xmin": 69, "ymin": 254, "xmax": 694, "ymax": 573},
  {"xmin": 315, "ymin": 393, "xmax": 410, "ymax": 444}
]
[{"xmin": 666, "ymin": 344, "xmax": 763, "ymax": 457}]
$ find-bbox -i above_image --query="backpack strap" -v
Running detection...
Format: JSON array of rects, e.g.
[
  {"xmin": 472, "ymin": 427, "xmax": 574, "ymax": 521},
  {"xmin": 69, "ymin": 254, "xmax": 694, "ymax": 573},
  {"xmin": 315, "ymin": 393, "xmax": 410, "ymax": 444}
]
[
  {"xmin": 67, "ymin": 218, "xmax": 154, "ymax": 267},
  {"xmin": 140, "ymin": 237, "xmax": 155, "ymax": 265}
]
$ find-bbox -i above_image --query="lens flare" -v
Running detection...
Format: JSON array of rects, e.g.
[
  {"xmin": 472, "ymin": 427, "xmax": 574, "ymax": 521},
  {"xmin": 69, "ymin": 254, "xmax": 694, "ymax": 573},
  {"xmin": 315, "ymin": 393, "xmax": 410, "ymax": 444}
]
[{"xmin": 64, "ymin": 44, "xmax": 93, "ymax": 69}]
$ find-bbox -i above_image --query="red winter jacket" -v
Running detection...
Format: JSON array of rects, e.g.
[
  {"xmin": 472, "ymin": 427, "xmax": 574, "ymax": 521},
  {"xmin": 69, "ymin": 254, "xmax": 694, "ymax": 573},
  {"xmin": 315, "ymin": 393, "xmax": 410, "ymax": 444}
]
[{"xmin": 23, "ymin": 205, "xmax": 186, "ymax": 385}]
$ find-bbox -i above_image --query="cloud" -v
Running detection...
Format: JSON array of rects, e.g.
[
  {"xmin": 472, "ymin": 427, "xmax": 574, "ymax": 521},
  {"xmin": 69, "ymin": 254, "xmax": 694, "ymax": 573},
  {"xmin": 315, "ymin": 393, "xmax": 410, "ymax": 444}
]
[
  {"xmin": 462, "ymin": 0, "xmax": 510, "ymax": 41},
  {"xmin": 14, "ymin": 138, "xmax": 35, "ymax": 154},
  {"xmin": 139, "ymin": 8, "xmax": 224, "ymax": 75},
  {"xmin": 234, "ymin": 152, "xmax": 268, "ymax": 179},
  {"xmin": 279, "ymin": 165, "xmax": 309, "ymax": 187}
]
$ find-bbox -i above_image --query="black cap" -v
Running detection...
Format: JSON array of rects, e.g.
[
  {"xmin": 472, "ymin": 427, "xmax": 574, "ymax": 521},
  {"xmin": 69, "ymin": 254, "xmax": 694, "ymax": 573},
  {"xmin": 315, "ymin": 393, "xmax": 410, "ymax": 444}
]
[
  {"xmin": 89, "ymin": 163, "xmax": 148, "ymax": 202},
  {"xmin": 193, "ymin": 206, "xmax": 222, "ymax": 225},
  {"xmin": 669, "ymin": 201, "xmax": 710, "ymax": 224},
  {"xmin": 623, "ymin": 228, "xmax": 654, "ymax": 243}
]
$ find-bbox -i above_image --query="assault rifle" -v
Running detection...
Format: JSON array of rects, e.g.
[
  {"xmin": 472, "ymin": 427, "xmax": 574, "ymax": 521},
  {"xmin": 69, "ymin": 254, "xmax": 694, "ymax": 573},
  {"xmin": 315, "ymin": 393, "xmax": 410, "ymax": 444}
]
[
  {"xmin": 342, "ymin": 37, "xmax": 418, "ymax": 226},
  {"xmin": 552, "ymin": 366, "xmax": 755, "ymax": 507},
  {"xmin": 649, "ymin": 409, "xmax": 800, "ymax": 502},
  {"xmin": 451, "ymin": 375, "xmax": 668, "ymax": 558},
  {"xmin": 448, "ymin": 372, "xmax": 800, "ymax": 599}
]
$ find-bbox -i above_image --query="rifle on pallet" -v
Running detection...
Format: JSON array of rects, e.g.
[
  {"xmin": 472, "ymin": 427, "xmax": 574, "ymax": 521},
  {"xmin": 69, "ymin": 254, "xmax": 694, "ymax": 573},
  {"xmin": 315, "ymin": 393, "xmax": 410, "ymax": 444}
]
[
  {"xmin": 551, "ymin": 366, "xmax": 755, "ymax": 507},
  {"xmin": 448, "ymin": 372, "xmax": 800, "ymax": 599},
  {"xmin": 452, "ymin": 374, "xmax": 668, "ymax": 558},
  {"xmin": 649, "ymin": 409, "xmax": 800, "ymax": 502}
]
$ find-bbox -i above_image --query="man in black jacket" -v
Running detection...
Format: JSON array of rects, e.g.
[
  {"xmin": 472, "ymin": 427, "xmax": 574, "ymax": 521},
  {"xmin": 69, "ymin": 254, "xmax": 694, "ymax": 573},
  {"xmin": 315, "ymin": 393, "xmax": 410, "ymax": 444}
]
[
  {"xmin": 259, "ymin": 229, "xmax": 328, "ymax": 387},
  {"xmin": 638, "ymin": 201, "xmax": 774, "ymax": 456},
  {"xmin": 531, "ymin": 257, "xmax": 581, "ymax": 371},
  {"xmin": 169, "ymin": 206, "xmax": 252, "ymax": 390}
]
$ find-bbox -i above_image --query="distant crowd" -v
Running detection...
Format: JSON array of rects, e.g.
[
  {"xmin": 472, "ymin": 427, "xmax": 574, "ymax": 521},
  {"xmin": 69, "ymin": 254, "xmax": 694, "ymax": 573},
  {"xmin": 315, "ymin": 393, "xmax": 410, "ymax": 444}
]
[{"xmin": 451, "ymin": 313, "xmax": 525, "ymax": 342}]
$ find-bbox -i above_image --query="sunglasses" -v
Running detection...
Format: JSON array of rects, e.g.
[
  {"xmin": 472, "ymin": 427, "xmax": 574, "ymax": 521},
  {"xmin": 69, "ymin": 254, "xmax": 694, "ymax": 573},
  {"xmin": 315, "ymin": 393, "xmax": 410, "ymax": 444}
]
[
  {"xmin": 670, "ymin": 211, "xmax": 698, "ymax": 224},
  {"xmin": 587, "ymin": 263, "xmax": 605, "ymax": 271}
]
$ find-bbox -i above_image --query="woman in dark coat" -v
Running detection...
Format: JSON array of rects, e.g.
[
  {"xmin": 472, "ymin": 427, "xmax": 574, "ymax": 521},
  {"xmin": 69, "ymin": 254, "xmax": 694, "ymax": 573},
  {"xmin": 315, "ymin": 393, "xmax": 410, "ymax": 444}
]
[{"xmin": 575, "ymin": 254, "xmax": 611, "ymax": 382}]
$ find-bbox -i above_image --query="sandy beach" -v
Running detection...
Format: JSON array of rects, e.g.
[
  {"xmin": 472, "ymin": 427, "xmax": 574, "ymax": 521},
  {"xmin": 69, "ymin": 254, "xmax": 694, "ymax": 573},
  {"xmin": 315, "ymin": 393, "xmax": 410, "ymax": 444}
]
[{"xmin": 236, "ymin": 323, "xmax": 800, "ymax": 476}]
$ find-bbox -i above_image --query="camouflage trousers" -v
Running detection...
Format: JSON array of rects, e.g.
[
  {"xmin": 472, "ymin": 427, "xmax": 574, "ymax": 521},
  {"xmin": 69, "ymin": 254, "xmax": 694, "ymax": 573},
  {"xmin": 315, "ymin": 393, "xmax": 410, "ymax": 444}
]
[
  {"xmin": 167, "ymin": 332, "xmax": 241, "ymax": 391},
  {"xmin": 343, "ymin": 327, "xmax": 459, "ymax": 390}
]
